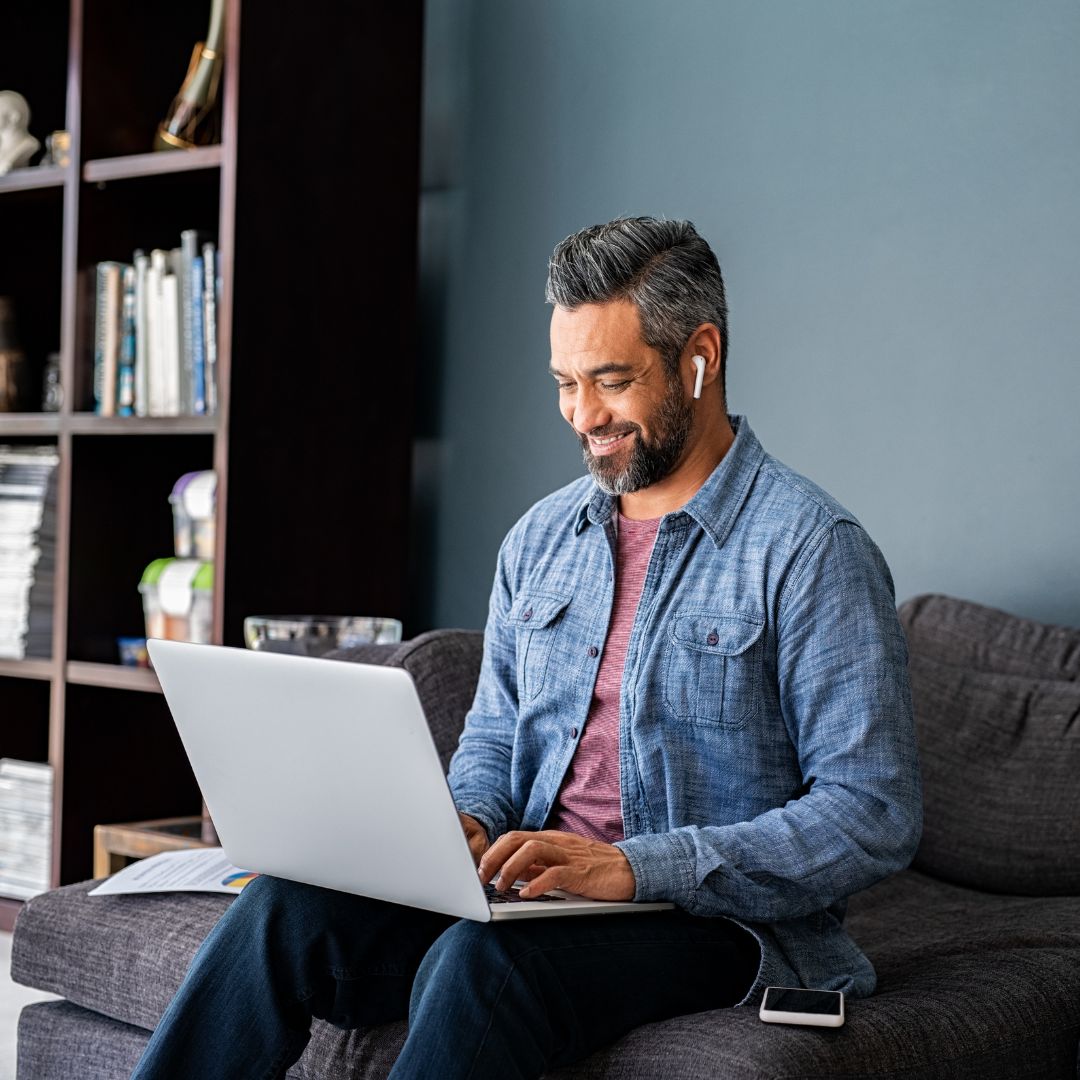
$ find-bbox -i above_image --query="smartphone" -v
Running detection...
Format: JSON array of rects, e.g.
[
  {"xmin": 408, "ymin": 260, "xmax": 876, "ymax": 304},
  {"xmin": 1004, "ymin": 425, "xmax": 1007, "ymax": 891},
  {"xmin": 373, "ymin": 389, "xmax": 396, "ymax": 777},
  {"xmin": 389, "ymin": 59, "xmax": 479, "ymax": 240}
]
[{"xmin": 758, "ymin": 986, "xmax": 845, "ymax": 1028}]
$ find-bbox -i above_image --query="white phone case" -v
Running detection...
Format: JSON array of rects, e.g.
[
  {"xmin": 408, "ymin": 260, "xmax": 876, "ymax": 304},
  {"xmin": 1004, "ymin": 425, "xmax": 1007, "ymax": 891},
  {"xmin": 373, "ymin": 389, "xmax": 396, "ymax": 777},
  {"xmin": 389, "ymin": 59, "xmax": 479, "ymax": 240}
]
[{"xmin": 758, "ymin": 987, "xmax": 845, "ymax": 1028}]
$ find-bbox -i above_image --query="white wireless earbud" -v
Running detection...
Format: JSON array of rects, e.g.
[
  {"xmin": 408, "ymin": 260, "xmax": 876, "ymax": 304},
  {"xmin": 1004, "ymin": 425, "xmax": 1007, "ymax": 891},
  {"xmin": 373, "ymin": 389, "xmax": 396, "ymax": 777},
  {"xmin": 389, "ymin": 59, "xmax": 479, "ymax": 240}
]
[{"xmin": 692, "ymin": 355, "xmax": 706, "ymax": 399}]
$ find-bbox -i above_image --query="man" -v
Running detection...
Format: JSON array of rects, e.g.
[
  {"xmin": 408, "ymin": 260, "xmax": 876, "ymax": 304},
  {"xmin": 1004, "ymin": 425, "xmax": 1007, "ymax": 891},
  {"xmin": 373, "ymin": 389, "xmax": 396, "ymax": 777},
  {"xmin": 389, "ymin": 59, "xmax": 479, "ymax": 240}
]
[{"xmin": 132, "ymin": 217, "xmax": 921, "ymax": 1079}]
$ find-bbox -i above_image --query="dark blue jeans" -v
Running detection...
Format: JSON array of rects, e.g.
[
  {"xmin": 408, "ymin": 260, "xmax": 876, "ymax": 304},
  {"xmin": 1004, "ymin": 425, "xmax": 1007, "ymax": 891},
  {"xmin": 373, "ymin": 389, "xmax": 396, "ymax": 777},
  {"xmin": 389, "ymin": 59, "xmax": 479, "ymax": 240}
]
[{"xmin": 130, "ymin": 874, "xmax": 760, "ymax": 1080}]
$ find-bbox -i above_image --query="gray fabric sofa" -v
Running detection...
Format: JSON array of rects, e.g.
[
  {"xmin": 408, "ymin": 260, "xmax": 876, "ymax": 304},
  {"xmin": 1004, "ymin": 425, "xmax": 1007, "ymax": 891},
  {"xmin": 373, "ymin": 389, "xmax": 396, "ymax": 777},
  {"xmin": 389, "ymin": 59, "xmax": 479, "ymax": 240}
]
[{"xmin": 11, "ymin": 595, "xmax": 1080, "ymax": 1078}]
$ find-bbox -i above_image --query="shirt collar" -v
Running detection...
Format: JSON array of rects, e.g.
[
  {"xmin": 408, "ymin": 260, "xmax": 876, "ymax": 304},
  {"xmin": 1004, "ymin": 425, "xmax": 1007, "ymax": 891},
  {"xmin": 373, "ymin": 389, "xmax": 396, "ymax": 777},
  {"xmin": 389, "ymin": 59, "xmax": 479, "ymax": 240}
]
[{"xmin": 573, "ymin": 414, "xmax": 766, "ymax": 548}]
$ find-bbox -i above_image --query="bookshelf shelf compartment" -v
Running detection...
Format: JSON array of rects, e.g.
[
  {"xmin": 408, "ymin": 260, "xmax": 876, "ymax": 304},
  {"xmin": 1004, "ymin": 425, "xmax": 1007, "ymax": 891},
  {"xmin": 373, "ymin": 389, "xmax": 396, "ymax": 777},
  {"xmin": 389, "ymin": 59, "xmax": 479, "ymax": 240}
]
[
  {"xmin": 65, "ymin": 662, "xmax": 162, "ymax": 694},
  {"xmin": 82, "ymin": 147, "xmax": 223, "ymax": 185}
]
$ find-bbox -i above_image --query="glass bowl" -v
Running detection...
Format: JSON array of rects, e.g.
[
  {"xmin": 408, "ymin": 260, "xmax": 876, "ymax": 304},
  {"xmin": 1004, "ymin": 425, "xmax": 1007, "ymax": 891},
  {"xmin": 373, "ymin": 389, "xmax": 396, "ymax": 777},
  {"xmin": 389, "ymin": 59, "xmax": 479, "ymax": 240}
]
[{"xmin": 243, "ymin": 616, "xmax": 403, "ymax": 657}]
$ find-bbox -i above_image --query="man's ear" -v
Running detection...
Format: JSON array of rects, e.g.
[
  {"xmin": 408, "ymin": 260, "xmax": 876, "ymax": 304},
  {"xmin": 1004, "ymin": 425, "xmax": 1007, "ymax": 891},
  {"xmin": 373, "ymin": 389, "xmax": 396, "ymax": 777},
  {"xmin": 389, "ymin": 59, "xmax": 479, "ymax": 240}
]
[{"xmin": 682, "ymin": 324, "xmax": 722, "ymax": 392}]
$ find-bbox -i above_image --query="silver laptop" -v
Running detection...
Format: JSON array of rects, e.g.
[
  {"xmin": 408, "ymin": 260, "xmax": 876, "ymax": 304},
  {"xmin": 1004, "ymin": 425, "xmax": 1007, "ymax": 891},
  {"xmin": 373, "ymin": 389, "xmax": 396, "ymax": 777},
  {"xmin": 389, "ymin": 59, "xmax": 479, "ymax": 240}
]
[{"xmin": 147, "ymin": 639, "xmax": 673, "ymax": 922}]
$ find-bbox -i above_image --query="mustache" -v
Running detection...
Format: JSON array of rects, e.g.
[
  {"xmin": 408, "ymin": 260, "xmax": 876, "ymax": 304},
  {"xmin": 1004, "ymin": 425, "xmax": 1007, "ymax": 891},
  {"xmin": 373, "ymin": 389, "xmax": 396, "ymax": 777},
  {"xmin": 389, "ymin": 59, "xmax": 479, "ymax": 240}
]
[{"xmin": 580, "ymin": 423, "xmax": 640, "ymax": 444}]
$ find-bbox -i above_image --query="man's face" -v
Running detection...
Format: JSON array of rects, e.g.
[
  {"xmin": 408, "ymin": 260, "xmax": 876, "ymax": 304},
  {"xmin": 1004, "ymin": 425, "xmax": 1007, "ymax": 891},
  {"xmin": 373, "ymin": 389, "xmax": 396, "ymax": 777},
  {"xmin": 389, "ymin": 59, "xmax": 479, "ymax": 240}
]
[{"xmin": 549, "ymin": 300, "xmax": 694, "ymax": 496}]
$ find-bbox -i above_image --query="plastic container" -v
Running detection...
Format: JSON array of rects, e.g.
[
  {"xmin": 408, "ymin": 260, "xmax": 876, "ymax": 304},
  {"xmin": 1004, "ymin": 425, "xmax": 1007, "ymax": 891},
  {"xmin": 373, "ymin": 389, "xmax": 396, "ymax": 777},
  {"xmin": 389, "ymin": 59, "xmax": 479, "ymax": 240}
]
[
  {"xmin": 139, "ymin": 558, "xmax": 214, "ymax": 644},
  {"xmin": 169, "ymin": 471, "xmax": 216, "ymax": 559}
]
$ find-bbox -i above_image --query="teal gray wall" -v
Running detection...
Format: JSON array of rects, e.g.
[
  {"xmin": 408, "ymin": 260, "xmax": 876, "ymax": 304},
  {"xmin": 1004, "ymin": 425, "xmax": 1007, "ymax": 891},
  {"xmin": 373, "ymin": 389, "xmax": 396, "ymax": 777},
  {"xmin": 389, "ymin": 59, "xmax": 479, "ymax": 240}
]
[{"xmin": 412, "ymin": 0, "xmax": 1080, "ymax": 632}]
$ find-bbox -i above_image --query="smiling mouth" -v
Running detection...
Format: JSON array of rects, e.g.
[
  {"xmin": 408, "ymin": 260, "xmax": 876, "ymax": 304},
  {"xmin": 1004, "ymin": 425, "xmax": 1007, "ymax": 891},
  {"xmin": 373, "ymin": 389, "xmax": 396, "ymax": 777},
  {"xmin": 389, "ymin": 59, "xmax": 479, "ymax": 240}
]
[{"xmin": 588, "ymin": 431, "xmax": 632, "ymax": 450}]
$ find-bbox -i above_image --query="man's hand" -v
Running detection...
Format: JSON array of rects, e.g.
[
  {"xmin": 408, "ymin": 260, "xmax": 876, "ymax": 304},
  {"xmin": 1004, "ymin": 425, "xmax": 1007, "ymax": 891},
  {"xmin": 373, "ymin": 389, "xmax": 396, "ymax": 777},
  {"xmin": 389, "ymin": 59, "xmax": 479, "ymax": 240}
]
[
  {"xmin": 478, "ymin": 830, "xmax": 636, "ymax": 901},
  {"xmin": 459, "ymin": 813, "xmax": 490, "ymax": 866}
]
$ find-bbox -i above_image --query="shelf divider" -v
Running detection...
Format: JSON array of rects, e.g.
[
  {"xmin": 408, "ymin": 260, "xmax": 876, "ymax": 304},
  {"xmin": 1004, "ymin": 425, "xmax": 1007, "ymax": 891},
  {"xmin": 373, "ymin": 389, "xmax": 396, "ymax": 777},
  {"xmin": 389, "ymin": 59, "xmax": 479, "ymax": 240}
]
[
  {"xmin": 0, "ymin": 166, "xmax": 68, "ymax": 196},
  {"xmin": 0, "ymin": 658, "xmax": 55, "ymax": 682},
  {"xmin": 65, "ymin": 662, "xmax": 162, "ymax": 694},
  {"xmin": 63, "ymin": 414, "xmax": 218, "ymax": 436},
  {"xmin": 0, "ymin": 415, "xmax": 62, "ymax": 437},
  {"xmin": 82, "ymin": 146, "xmax": 223, "ymax": 184}
]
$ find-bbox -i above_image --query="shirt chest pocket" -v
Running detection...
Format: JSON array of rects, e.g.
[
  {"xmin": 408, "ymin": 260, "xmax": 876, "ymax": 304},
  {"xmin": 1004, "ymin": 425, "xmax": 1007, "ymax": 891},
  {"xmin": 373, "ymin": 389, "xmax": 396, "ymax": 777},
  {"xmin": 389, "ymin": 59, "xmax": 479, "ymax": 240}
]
[
  {"xmin": 507, "ymin": 592, "xmax": 572, "ymax": 703},
  {"xmin": 664, "ymin": 611, "xmax": 765, "ymax": 730}
]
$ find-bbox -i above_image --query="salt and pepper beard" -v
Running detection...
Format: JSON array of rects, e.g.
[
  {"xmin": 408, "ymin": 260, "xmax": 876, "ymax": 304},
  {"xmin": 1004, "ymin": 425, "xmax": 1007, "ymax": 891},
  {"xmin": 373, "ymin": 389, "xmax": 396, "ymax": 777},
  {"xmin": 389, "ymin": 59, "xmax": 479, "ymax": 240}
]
[{"xmin": 579, "ymin": 371, "xmax": 695, "ymax": 496}]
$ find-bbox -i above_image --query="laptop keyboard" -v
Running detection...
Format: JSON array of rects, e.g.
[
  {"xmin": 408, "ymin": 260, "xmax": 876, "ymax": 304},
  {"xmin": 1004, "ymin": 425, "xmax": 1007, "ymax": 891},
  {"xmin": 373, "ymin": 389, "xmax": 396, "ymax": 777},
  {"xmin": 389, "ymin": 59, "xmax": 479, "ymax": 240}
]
[{"xmin": 485, "ymin": 883, "xmax": 568, "ymax": 904}]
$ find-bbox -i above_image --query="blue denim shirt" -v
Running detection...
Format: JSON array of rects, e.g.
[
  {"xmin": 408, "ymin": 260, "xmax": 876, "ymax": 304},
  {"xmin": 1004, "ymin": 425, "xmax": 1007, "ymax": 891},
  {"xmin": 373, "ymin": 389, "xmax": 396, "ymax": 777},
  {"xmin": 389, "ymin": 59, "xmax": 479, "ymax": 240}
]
[{"xmin": 448, "ymin": 415, "xmax": 922, "ymax": 1004}]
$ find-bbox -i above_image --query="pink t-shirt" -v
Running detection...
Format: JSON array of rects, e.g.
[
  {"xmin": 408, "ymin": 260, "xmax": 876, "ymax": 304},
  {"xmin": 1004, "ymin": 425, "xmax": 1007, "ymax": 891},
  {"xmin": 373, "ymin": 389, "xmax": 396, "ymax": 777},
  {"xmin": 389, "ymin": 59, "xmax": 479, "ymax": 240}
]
[{"xmin": 546, "ymin": 512, "xmax": 661, "ymax": 842}]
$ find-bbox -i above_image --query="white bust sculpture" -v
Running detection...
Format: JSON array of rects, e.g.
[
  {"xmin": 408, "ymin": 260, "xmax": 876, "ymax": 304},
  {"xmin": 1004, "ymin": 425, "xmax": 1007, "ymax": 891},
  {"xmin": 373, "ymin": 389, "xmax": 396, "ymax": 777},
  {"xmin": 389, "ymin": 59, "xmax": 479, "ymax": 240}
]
[{"xmin": 0, "ymin": 91, "xmax": 41, "ymax": 176}]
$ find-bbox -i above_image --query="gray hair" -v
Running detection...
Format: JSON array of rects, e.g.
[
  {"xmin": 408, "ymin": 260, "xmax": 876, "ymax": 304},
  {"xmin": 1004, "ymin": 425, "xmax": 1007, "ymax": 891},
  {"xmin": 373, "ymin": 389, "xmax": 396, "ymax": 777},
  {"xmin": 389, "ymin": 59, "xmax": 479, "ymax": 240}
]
[{"xmin": 545, "ymin": 216, "xmax": 729, "ymax": 399}]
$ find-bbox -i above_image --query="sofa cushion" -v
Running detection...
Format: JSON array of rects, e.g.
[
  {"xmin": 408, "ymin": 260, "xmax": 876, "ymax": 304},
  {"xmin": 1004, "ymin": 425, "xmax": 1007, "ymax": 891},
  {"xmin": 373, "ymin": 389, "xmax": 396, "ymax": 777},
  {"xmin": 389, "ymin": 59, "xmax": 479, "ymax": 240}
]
[
  {"xmin": 15, "ymin": 998, "xmax": 407, "ymax": 1080},
  {"xmin": 14, "ymin": 871, "xmax": 1080, "ymax": 1079},
  {"xmin": 908, "ymin": 651, "xmax": 1080, "ymax": 894},
  {"xmin": 899, "ymin": 593, "xmax": 1080, "ymax": 680}
]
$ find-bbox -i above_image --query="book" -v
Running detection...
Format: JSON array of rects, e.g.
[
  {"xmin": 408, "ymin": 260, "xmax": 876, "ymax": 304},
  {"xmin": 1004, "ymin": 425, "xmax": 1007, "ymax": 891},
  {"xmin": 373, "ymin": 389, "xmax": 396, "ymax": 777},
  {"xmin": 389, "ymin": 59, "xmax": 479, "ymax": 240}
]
[
  {"xmin": 147, "ymin": 251, "xmax": 168, "ymax": 417},
  {"xmin": 178, "ymin": 232, "xmax": 193, "ymax": 414},
  {"xmin": 0, "ymin": 448, "xmax": 58, "ymax": 660},
  {"xmin": 162, "ymin": 271, "xmax": 182, "ymax": 416},
  {"xmin": 101, "ymin": 263, "xmax": 122, "ymax": 417},
  {"xmin": 0, "ymin": 758, "xmax": 52, "ymax": 899},
  {"xmin": 202, "ymin": 241, "xmax": 218, "ymax": 415},
  {"xmin": 191, "ymin": 255, "xmax": 207, "ymax": 415},
  {"xmin": 117, "ymin": 264, "xmax": 137, "ymax": 416},
  {"xmin": 93, "ymin": 261, "xmax": 123, "ymax": 416},
  {"xmin": 133, "ymin": 251, "xmax": 149, "ymax": 417},
  {"xmin": 89, "ymin": 232, "xmax": 218, "ymax": 419}
]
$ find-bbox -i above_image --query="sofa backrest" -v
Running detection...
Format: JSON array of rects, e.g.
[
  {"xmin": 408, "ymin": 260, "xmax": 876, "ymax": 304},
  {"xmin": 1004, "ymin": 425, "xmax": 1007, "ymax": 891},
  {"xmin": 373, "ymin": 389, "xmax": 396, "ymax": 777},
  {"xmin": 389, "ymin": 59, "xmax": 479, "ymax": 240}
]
[
  {"xmin": 325, "ymin": 628, "xmax": 484, "ymax": 769},
  {"xmin": 899, "ymin": 594, "xmax": 1080, "ymax": 896},
  {"xmin": 328, "ymin": 599, "xmax": 1080, "ymax": 899}
]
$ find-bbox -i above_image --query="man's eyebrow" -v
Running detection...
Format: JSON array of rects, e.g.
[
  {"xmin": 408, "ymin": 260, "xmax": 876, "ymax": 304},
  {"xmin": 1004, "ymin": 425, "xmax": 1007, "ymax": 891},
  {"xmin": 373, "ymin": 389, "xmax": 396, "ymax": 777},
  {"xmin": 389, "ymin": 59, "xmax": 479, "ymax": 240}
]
[{"xmin": 548, "ymin": 362, "xmax": 637, "ymax": 379}]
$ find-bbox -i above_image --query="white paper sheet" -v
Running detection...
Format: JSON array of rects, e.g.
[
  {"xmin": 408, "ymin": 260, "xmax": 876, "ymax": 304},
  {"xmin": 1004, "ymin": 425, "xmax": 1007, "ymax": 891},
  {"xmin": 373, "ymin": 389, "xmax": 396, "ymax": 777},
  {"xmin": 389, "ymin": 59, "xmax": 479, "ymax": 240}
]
[{"xmin": 88, "ymin": 847, "xmax": 259, "ymax": 896}]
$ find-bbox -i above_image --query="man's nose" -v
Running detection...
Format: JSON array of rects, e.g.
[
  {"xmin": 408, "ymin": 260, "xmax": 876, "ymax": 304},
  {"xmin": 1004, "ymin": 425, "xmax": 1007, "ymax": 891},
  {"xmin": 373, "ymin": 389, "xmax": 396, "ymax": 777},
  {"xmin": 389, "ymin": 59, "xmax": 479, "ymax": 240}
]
[{"xmin": 571, "ymin": 385, "xmax": 612, "ymax": 435}]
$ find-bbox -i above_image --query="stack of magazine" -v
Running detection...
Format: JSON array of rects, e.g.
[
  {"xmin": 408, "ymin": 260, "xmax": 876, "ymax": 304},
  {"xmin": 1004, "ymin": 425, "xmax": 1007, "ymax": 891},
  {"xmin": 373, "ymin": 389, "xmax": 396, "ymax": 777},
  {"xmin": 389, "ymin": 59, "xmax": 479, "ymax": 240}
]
[
  {"xmin": 0, "ymin": 445, "xmax": 59, "ymax": 659},
  {"xmin": 92, "ymin": 229, "xmax": 220, "ymax": 418},
  {"xmin": 0, "ymin": 759, "xmax": 53, "ymax": 900}
]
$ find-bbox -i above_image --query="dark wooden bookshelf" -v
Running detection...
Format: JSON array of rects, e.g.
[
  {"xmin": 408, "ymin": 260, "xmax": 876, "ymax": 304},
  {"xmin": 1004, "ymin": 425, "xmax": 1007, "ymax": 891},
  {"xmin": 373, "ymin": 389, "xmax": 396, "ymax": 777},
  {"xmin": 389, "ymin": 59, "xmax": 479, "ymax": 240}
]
[{"xmin": 0, "ymin": 0, "xmax": 423, "ymax": 925}]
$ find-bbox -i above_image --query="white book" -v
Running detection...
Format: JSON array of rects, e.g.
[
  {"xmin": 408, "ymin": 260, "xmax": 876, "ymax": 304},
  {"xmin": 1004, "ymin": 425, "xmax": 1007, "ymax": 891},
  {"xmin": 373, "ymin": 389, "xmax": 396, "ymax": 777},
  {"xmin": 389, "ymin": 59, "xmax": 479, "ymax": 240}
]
[
  {"xmin": 134, "ymin": 252, "xmax": 150, "ymax": 417},
  {"xmin": 162, "ymin": 273, "xmax": 182, "ymax": 416},
  {"xmin": 147, "ymin": 251, "xmax": 168, "ymax": 417},
  {"xmin": 0, "ymin": 759, "xmax": 53, "ymax": 783}
]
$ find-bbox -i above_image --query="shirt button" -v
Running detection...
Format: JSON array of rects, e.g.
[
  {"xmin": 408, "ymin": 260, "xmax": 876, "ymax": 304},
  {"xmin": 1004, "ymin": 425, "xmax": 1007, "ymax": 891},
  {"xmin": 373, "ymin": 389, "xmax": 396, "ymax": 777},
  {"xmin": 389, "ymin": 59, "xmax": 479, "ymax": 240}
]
[
  {"xmin": 706, "ymin": 631, "xmax": 719, "ymax": 646},
  {"xmin": 522, "ymin": 608, "xmax": 533, "ymax": 621},
  {"xmin": 587, "ymin": 645, "xmax": 599, "ymax": 657},
  {"xmin": 570, "ymin": 726, "xmax": 579, "ymax": 739}
]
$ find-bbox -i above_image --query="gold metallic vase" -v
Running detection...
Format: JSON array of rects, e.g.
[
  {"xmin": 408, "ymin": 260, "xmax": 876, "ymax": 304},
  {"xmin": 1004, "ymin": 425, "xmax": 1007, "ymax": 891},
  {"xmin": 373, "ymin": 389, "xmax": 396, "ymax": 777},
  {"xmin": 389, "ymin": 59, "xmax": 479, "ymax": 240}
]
[{"xmin": 154, "ymin": 0, "xmax": 225, "ymax": 151}]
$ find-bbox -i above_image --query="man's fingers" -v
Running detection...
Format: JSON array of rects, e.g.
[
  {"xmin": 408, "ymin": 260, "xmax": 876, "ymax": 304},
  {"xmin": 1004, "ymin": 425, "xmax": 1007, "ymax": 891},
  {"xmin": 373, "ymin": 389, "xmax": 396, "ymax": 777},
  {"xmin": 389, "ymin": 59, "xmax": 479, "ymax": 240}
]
[
  {"xmin": 517, "ymin": 865, "xmax": 574, "ymax": 899},
  {"xmin": 477, "ymin": 830, "xmax": 533, "ymax": 884},
  {"xmin": 494, "ymin": 839, "xmax": 568, "ymax": 891}
]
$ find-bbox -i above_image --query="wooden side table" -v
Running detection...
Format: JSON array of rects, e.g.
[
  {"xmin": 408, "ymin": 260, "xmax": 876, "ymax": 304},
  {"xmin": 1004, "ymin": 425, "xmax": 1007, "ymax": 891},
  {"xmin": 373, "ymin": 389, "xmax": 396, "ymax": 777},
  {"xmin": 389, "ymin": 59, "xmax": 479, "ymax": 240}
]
[{"xmin": 93, "ymin": 816, "xmax": 213, "ymax": 879}]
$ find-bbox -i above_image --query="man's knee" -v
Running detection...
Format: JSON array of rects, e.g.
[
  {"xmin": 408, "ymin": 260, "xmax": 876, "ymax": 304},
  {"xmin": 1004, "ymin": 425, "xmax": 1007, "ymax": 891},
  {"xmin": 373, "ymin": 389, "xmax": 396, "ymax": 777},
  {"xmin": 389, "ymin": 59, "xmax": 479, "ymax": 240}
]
[
  {"xmin": 227, "ymin": 874, "xmax": 337, "ymax": 945},
  {"xmin": 411, "ymin": 920, "xmax": 530, "ymax": 1008}
]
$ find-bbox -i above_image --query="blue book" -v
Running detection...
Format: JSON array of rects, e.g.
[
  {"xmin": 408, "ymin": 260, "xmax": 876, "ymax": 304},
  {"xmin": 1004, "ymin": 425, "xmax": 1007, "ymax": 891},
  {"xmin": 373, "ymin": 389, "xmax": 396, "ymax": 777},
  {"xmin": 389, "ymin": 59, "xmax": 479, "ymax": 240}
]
[
  {"xmin": 117, "ymin": 264, "xmax": 137, "ymax": 417},
  {"xmin": 190, "ymin": 255, "xmax": 207, "ymax": 415}
]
